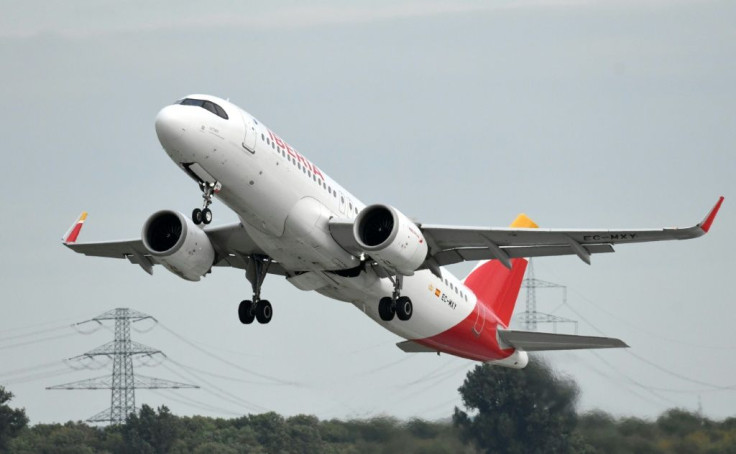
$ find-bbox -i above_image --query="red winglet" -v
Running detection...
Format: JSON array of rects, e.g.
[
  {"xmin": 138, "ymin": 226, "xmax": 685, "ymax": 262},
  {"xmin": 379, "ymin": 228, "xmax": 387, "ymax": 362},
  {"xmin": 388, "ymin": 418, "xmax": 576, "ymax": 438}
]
[
  {"xmin": 699, "ymin": 196, "xmax": 724, "ymax": 233},
  {"xmin": 63, "ymin": 212, "xmax": 88, "ymax": 243}
]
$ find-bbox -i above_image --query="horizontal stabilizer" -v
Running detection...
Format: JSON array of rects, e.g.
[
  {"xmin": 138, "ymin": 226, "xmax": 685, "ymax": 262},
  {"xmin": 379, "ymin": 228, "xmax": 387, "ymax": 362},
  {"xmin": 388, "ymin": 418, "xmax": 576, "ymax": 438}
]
[
  {"xmin": 396, "ymin": 340, "xmax": 437, "ymax": 353},
  {"xmin": 498, "ymin": 330, "xmax": 628, "ymax": 351}
]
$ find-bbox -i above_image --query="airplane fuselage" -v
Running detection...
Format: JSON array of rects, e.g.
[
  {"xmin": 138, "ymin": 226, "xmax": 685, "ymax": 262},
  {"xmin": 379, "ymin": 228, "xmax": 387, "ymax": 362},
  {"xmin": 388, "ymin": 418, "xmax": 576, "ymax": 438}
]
[{"xmin": 154, "ymin": 94, "xmax": 523, "ymax": 365}]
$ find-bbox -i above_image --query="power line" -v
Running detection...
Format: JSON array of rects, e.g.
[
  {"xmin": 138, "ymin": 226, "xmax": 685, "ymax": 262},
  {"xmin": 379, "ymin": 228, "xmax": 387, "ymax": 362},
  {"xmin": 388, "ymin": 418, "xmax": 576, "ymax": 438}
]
[
  {"xmin": 157, "ymin": 323, "xmax": 296, "ymax": 386},
  {"xmin": 2, "ymin": 368, "xmax": 76, "ymax": 387},
  {"xmin": 574, "ymin": 355, "xmax": 672, "ymax": 409},
  {"xmin": 0, "ymin": 325, "xmax": 71, "ymax": 343},
  {"xmin": 588, "ymin": 351, "xmax": 681, "ymax": 407},
  {"xmin": 0, "ymin": 361, "xmax": 64, "ymax": 378},
  {"xmin": 167, "ymin": 359, "xmax": 290, "ymax": 386},
  {"xmin": 148, "ymin": 388, "xmax": 243, "ymax": 417},
  {"xmin": 0, "ymin": 332, "xmax": 78, "ymax": 351},
  {"xmin": 561, "ymin": 301, "xmax": 736, "ymax": 391},
  {"xmin": 160, "ymin": 361, "xmax": 268, "ymax": 413},
  {"xmin": 566, "ymin": 286, "xmax": 736, "ymax": 351},
  {"xmin": 0, "ymin": 317, "xmax": 79, "ymax": 336}
]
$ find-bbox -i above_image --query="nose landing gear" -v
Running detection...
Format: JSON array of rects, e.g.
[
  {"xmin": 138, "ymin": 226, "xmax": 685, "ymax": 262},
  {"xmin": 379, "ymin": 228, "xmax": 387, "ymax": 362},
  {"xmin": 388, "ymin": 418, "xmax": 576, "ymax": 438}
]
[{"xmin": 192, "ymin": 181, "xmax": 221, "ymax": 225}]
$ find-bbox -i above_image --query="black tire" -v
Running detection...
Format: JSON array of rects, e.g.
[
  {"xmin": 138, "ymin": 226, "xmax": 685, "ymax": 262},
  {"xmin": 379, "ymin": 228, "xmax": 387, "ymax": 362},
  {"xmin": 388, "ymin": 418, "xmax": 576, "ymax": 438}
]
[
  {"xmin": 396, "ymin": 296, "xmax": 413, "ymax": 321},
  {"xmin": 192, "ymin": 208, "xmax": 203, "ymax": 225},
  {"xmin": 202, "ymin": 208, "xmax": 213, "ymax": 225},
  {"xmin": 238, "ymin": 300, "xmax": 255, "ymax": 324},
  {"xmin": 256, "ymin": 300, "xmax": 273, "ymax": 324},
  {"xmin": 378, "ymin": 297, "xmax": 395, "ymax": 321}
]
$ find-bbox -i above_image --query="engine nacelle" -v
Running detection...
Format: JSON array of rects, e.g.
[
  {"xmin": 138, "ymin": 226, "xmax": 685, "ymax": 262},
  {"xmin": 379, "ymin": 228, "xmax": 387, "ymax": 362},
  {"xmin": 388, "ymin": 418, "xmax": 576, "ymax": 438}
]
[
  {"xmin": 354, "ymin": 204, "xmax": 428, "ymax": 276},
  {"xmin": 141, "ymin": 210, "xmax": 215, "ymax": 281}
]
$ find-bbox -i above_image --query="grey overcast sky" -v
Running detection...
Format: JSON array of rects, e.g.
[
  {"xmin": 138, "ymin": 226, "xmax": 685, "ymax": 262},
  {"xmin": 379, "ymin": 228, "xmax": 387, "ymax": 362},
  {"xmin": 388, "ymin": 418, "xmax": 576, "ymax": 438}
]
[{"xmin": 1, "ymin": 0, "xmax": 734, "ymax": 424}]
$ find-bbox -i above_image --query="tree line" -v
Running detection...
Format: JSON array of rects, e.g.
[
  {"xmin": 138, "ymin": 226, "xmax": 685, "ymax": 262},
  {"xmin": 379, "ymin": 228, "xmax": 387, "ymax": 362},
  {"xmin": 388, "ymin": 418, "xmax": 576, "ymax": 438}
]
[{"xmin": 2, "ymin": 358, "xmax": 735, "ymax": 453}]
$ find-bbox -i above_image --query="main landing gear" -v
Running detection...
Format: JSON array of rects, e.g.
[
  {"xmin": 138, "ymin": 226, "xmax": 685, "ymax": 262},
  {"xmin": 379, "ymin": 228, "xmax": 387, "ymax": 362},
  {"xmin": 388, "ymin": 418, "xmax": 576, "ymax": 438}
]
[
  {"xmin": 378, "ymin": 275, "xmax": 413, "ymax": 322},
  {"xmin": 238, "ymin": 255, "xmax": 273, "ymax": 325},
  {"xmin": 192, "ymin": 181, "xmax": 221, "ymax": 225}
]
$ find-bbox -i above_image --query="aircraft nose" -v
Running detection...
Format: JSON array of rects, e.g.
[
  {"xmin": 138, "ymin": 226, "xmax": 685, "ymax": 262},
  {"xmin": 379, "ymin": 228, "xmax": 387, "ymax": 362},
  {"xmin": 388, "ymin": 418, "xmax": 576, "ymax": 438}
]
[{"xmin": 155, "ymin": 105, "xmax": 186, "ymax": 147}]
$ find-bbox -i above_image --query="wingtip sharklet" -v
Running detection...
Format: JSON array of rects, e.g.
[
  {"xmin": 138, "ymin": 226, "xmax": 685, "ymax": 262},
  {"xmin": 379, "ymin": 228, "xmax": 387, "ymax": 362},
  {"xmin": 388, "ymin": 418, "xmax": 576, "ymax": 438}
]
[
  {"xmin": 63, "ymin": 212, "xmax": 88, "ymax": 244},
  {"xmin": 699, "ymin": 196, "xmax": 724, "ymax": 234}
]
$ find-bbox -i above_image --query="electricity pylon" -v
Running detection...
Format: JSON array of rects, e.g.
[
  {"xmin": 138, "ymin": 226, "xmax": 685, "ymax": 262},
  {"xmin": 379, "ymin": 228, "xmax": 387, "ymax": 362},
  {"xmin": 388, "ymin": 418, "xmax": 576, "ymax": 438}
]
[
  {"xmin": 47, "ymin": 308, "xmax": 197, "ymax": 424},
  {"xmin": 515, "ymin": 260, "xmax": 578, "ymax": 333}
]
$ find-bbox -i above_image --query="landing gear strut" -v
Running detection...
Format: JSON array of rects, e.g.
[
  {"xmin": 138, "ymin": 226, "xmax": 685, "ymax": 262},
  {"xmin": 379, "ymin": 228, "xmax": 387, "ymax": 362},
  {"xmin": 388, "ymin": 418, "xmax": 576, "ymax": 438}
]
[
  {"xmin": 378, "ymin": 275, "xmax": 413, "ymax": 322},
  {"xmin": 192, "ymin": 181, "xmax": 220, "ymax": 225},
  {"xmin": 238, "ymin": 255, "xmax": 273, "ymax": 325}
]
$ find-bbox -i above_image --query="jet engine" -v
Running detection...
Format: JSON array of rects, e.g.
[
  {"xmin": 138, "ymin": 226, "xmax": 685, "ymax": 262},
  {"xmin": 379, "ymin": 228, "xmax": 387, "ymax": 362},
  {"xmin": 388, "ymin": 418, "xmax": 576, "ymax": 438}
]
[
  {"xmin": 354, "ymin": 204, "xmax": 428, "ymax": 276},
  {"xmin": 141, "ymin": 210, "xmax": 215, "ymax": 281}
]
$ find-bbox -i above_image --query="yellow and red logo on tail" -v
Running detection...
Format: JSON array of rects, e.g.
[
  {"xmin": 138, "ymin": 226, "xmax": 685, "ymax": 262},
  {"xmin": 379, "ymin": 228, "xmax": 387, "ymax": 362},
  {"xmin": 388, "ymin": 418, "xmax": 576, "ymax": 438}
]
[{"xmin": 63, "ymin": 212, "xmax": 88, "ymax": 244}]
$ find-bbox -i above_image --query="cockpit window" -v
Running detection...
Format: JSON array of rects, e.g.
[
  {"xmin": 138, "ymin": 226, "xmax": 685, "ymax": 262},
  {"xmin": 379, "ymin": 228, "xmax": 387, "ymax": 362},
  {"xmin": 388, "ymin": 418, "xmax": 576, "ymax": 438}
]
[{"xmin": 177, "ymin": 98, "xmax": 229, "ymax": 120}]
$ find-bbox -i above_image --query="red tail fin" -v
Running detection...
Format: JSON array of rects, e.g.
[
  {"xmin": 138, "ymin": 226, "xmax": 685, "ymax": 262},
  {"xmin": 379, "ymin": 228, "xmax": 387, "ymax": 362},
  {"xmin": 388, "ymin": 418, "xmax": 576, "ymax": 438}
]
[
  {"xmin": 464, "ymin": 258, "xmax": 527, "ymax": 327},
  {"xmin": 463, "ymin": 212, "xmax": 538, "ymax": 327}
]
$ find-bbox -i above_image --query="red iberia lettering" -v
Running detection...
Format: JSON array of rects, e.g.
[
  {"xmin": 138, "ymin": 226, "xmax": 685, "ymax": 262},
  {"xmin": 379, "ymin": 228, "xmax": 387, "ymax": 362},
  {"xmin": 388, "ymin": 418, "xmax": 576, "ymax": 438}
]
[{"xmin": 268, "ymin": 129, "xmax": 325, "ymax": 181}]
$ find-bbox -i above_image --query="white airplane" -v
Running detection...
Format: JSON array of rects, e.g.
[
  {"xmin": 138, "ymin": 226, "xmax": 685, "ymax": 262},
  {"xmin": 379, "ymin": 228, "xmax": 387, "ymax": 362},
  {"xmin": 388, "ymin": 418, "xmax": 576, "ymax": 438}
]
[{"xmin": 64, "ymin": 94, "xmax": 723, "ymax": 367}]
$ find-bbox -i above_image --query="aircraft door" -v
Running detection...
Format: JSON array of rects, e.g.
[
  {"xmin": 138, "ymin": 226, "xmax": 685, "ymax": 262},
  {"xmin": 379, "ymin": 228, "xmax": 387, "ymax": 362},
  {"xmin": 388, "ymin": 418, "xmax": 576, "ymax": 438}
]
[{"xmin": 241, "ymin": 112, "xmax": 256, "ymax": 153}]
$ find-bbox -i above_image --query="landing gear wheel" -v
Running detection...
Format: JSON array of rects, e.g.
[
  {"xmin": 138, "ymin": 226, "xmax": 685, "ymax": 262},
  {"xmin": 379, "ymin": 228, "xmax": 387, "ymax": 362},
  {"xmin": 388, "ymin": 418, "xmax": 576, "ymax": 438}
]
[
  {"xmin": 202, "ymin": 208, "xmax": 213, "ymax": 225},
  {"xmin": 378, "ymin": 297, "xmax": 395, "ymax": 321},
  {"xmin": 396, "ymin": 296, "xmax": 413, "ymax": 321},
  {"xmin": 238, "ymin": 300, "xmax": 255, "ymax": 324},
  {"xmin": 192, "ymin": 208, "xmax": 203, "ymax": 225},
  {"xmin": 255, "ymin": 300, "xmax": 273, "ymax": 324}
]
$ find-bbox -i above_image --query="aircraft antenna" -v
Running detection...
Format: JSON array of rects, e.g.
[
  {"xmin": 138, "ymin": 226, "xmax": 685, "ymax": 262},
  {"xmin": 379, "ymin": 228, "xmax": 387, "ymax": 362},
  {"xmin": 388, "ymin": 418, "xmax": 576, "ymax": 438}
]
[
  {"xmin": 516, "ymin": 259, "xmax": 578, "ymax": 333},
  {"xmin": 47, "ymin": 308, "xmax": 198, "ymax": 424}
]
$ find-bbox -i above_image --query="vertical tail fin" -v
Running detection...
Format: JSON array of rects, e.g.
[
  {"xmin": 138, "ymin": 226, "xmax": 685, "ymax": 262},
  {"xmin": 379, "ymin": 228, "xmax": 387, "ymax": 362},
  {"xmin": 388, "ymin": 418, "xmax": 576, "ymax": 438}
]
[{"xmin": 463, "ymin": 213, "xmax": 538, "ymax": 327}]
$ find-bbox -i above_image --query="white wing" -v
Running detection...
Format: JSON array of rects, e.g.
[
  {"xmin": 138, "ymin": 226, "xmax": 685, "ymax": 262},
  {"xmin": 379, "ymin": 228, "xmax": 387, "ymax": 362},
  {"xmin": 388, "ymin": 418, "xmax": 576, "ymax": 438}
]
[
  {"xmin": 63, "ymin": 218, "xmax": 286, "ymax": 276},
  {"xmin": 330, "ymin": 197, "xmax": 724, "ymax": 270}
]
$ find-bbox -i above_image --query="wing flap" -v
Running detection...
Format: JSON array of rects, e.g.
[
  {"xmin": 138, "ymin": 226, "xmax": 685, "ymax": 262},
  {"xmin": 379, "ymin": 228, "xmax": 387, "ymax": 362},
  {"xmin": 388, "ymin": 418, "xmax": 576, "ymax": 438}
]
[
  {"xmin": 65, "ymin": 239, "xmax": 148, "ymax": 259},
  {"xmin": 498, "ymin": 330, "xmax": 628, "ymax": 351},
  {"xmin": 432, "ymin": 244, "xmax": 615, "ymax": 267}
]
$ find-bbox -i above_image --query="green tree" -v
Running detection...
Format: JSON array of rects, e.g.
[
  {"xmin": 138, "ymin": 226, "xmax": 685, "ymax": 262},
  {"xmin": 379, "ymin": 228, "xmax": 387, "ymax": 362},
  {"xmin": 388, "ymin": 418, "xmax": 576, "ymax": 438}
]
[
  {"xmin": 123, "ymin": 404, "xmax": 182, "ymax": 453},
  {"xmin": 0, "ymin": 386, "xmax": 28, "ymax": 451},
  {"xmin": 453, "ymin": 358, "xmax": 582, "ymax": 453}
]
